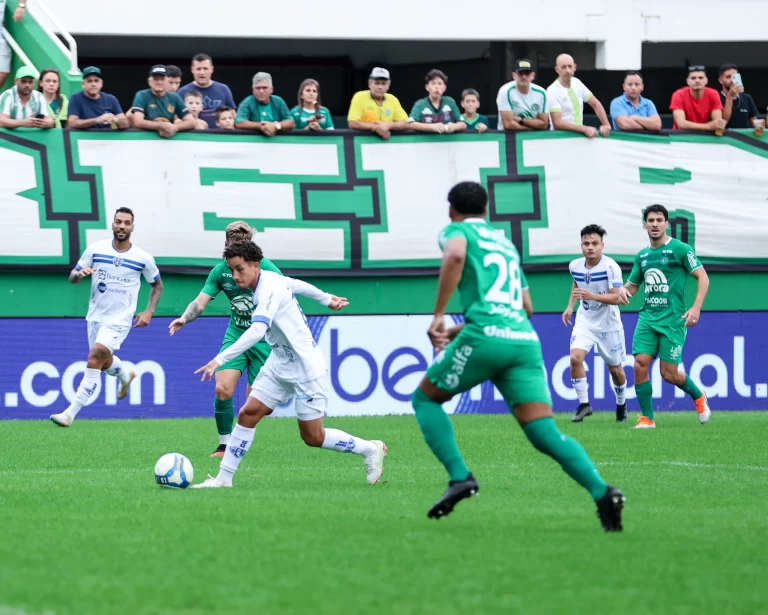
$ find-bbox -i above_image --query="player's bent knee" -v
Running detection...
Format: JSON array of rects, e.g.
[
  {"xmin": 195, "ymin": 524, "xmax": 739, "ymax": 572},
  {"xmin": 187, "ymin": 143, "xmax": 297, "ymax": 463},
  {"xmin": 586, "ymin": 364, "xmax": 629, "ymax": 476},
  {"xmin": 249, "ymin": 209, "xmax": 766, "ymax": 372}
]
[
  {"xmin": 88, "ymin": 345, "xmax": 111, "ymax": 369},
  {"xmin": 214, "ymin": 383, "xmax": 235, "ymax": 400}
]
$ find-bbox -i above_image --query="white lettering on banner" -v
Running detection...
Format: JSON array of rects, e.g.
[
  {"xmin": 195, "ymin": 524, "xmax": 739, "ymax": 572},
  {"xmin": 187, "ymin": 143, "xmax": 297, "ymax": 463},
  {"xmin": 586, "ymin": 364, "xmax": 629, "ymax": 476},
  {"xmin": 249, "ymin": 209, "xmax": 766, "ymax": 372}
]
[
  {"xmin": 76, "ymin": 140, "xmax": 345, "ymax": 263},
  {"xmin": 359, "ymin": 141, "xmax": 501, "ymax": 263},
  {"xmin": 15, "ymin": 360, "xmax": 165, "ymax": 408},
  {"xmin": 690, "ymin": 354, "xmax": 728, "ymax": 397},
  {"xmin": 0, "ymin": 148, "xmax": 63, "ymax": 258},
  {"xmin": 522, "ymin": 138, "xmax": 768, "ymax": 260},
  {"xmin": 734, "ymin": 336, "xmax": 751, "ymax": 396}
]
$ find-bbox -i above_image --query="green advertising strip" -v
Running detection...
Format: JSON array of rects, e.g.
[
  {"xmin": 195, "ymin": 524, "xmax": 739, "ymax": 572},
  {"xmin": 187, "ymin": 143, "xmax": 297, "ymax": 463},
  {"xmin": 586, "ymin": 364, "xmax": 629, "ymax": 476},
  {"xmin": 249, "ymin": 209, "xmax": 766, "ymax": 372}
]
[{"xmin": 1, "ymin": 128, "xmax": 768, "ymax": 281}]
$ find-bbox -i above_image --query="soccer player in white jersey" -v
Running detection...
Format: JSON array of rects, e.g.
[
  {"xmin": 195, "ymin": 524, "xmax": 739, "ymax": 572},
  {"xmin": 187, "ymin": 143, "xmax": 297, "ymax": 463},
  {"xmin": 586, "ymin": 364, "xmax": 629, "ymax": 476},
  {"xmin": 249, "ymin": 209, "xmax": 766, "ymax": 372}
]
[
  {"xmin": 192, "ymin": 241, "xmax": 386, "ymax": 488},
  {"xmin": 50, "ymin": 207, "xmax": 163, "ymax": 427},
  {"xmin": 562, "ymin": 225, "xmax": 628, "ymax": 423}
]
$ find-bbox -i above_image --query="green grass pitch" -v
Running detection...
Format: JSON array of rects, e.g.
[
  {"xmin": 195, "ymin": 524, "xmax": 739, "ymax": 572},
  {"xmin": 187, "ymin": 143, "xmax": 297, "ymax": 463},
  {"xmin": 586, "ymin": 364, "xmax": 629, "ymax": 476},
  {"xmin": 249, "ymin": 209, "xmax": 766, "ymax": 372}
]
[{"xmin": 1, "ymin": 412, "xmax": 767, "ymax": 615}]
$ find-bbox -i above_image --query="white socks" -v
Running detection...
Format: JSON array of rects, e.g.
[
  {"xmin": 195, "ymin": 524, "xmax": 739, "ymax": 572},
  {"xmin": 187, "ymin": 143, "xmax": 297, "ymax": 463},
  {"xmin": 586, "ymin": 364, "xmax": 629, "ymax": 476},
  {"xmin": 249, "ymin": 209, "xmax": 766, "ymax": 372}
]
[
  {"xmin": 614, "ymin": 383, "xmax": 627, "ymax": 404},
  {"xmin": 105, "ymin": 355, "xmax": 131, "ymax": 384},
  {"xmin": 572, "ymin": 378, "xmax": 589, "ymax": 404},
  {"xmin": 321, "ymin": 428, "xmax": 375, "ymax": 456},
  {"xmin": 64, "ymin": 368, "xmax": 101, "ymax": 420},
  {"xmin": 219, "ymin": 433, "xmax": 230, "ymax": 445},
  {"xmin": 217, "ymin": 424, "xmax": 255, "ymax": 484}
]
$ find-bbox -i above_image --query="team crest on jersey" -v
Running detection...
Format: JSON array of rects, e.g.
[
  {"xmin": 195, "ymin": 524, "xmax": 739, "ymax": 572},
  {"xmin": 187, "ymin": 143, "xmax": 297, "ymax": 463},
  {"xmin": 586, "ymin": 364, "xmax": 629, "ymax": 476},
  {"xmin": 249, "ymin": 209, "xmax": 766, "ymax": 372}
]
[
  {"xmin": 532, "ymin": 104, "xmax": 539, "ymax": 112},
  {"xmin": 661, "ymin": 257, "xmax": 669, "ymax": 265},
  {"xmin": 583, "ymin": 271, "xmax": 591, "ymax": 283},
  {"xmin": 112, "ymin": 256, "xmax": 124, "ymax": 268}
]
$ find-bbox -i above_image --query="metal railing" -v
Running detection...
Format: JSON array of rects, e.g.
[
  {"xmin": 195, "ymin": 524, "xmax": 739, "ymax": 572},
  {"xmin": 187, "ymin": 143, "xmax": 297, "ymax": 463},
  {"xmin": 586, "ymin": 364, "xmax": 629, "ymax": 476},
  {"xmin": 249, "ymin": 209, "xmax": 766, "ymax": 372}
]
[
  {"xmin": 27, "ymin": 0, "xmax": 79, "ymax": 76},
  {"xmin": 0, "ymin": 26, "xmax": 37, "ymax": 73}
]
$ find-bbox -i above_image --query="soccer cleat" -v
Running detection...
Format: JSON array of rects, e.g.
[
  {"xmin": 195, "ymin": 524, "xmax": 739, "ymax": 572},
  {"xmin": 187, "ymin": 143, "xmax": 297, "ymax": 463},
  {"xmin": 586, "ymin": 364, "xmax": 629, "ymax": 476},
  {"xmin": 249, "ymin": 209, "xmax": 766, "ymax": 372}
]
[
  {"xmin": 596, "ymin": 485, "xmax": 626, "ymax": 532},
  {"xmin": 633, "ymin": 415, "xmax": 656, "ymax": 429},
  {"xmin": 364, "ymin": 440, "xmax": 387, "ymax": 484},
  {"xmin": 190, "ymin": 474, "xmax": 232, "ymax": 489},
  {"xmin": 695, "ymin": 393, "xmax": 711, "ymax": 424},
  {"xmin": 210, "ymin": 444, "xmax": 226, "ymax": 458},
  {"xmin": 49, "ymin": 412, "xmax": 72, "ymax": 427},
  {"xmin": 571, "ymin": 403, "xmax": 593, "ymax": 423},
  {"xmin": 616, "ymin": 403, "xmax": 628, "ymax": 423},
  {"xmin": 428, "ymin": 473, "xmax": 479, "ymax": 519},
  {"xmin": 117, "ymin": 369, "xmax": 137, "ymax": 401}
]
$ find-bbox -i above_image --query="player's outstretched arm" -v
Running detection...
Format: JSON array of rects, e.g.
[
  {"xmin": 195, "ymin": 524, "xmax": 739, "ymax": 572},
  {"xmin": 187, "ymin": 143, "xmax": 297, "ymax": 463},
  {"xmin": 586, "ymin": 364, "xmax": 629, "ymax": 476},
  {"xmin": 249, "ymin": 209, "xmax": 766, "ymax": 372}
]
[
  {"xmin": 429, "ymin": 237, "xmax": 467, "ymax": 348},
  {"xmin": 134, "ymin": 279, "xmax": 164, "ymax": 328},
  {"xmin": 575, "ymin": 287, "xmax": 626, "ymax": 306},
  {"xmin": 196, "ymin": 321, "xmax": 269, "ymax": 381},
  {"xmin": 682, "ymin": 268, "xmax": 709, "ymax": 328},
  {"xmin": 284, "ymin": 277, "xmax": 349, "ymax": 310},
  {"xmin": 169, "ymin": 293, "xmax": 212, "ymax": 335}
]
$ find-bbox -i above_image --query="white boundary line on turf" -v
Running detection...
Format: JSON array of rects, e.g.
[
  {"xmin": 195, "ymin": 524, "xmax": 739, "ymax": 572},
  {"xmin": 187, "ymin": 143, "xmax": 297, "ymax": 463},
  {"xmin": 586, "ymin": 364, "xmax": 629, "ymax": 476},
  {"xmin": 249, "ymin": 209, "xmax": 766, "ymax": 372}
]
[
  {"xmin": 0, "ymin": 607, "xmax": 56, "ymax": 615},
  {"xmin": 597, "ymin": 461, "xmax": 768, "ymax": 471}
]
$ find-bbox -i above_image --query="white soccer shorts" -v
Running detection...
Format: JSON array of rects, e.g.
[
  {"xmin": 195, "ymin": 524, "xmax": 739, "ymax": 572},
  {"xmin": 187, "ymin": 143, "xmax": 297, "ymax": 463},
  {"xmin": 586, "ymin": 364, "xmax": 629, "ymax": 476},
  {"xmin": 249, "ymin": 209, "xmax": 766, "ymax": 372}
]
[
  {"xmin": 0, "ymin": 33, "xmax": 11, "ymax": 73},
  {"xmin": 87, "ymin": 321, "xmax": 131, "ymax": 353},
  {"xmin": 249, "ymin": 363, "xmax": 328, "ymax": 421},
  {"xmin": 570, "ymin": 325, "xmax": 626, "ymax": 366}
]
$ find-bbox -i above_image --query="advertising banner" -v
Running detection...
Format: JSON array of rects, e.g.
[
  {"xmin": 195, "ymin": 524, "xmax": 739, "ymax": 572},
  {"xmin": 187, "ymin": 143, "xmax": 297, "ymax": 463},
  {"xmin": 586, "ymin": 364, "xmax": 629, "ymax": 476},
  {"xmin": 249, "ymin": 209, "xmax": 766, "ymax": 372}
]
[
  {"xmin": 2, "ymin": 313, "xmax": 765, "ymax": 420},
  {"xmin": 2, "ymin": 130, "xmax": 768, "ymax": 273}
]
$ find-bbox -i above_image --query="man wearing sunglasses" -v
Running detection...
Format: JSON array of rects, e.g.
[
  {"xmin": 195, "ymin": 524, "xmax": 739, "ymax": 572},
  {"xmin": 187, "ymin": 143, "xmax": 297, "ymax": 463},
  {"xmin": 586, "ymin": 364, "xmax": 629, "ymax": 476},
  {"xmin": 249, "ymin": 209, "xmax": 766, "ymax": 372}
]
[{"xmin": 669, "ymin": 66, "xmax": 725, "ymax": 132}]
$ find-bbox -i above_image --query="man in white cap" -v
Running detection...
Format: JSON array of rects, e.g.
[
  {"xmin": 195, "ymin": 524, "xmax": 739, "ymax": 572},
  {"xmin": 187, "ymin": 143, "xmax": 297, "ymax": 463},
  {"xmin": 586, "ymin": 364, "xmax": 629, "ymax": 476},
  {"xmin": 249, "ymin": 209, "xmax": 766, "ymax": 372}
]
[
  {"xmin": 0, "ymin": 66, "xmax": 54, "ymax": 129},
  {"xmin": 347, "ymin": 67, "xmax": 409, "ymax": 140}
]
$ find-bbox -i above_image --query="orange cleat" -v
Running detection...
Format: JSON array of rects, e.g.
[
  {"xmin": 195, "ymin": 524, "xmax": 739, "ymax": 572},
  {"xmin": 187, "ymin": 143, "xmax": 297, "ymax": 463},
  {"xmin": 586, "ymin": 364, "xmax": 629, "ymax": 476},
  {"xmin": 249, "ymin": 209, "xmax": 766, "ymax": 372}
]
[
  {"xmin": 633, "ymin": 414, "xmax": 656, "ymax": 429},
  {"xmin": 695, "ymin": 393, "xmax": 711, "ymax": 424}
]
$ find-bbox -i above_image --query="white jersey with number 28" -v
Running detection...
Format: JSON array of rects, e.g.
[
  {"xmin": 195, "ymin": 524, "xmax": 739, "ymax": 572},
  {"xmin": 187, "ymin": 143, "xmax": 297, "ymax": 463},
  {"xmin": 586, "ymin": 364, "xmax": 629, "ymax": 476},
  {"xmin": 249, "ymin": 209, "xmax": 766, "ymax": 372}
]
[{"xmin": 569, "ymin": 255, "xmax": 623, "ymax": 331}]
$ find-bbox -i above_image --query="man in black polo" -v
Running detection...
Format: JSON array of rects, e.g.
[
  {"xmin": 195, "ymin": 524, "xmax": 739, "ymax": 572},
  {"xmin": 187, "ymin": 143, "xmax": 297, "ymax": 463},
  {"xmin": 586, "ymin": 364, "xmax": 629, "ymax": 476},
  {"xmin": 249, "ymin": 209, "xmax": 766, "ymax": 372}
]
[{"xmin": 718, "ymin": 63, "xmax": 758, "ymax": 129}]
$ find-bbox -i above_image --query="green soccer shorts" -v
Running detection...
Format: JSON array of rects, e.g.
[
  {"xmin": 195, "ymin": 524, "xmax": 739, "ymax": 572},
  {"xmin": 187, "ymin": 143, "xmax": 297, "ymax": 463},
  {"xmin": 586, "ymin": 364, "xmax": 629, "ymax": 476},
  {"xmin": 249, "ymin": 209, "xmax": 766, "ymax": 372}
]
[
  {"xmin": 426, "ymin": 325, "xmax": 552, "ymax": 408},
  {"xmin": 632, "ymin": 316, "xmax": 688, "ymax": 364},
  {"xmin": 215, "ymin": 326, "xmax": 272, "ymax": 385}
]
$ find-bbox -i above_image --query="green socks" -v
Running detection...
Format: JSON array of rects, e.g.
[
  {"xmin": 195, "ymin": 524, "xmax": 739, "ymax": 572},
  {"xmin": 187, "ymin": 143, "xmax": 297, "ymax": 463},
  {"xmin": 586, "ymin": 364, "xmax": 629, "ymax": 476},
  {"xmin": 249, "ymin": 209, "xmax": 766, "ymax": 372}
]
[
  {"xmin": 214, "ymin": 397, "xmax": 235, "ymax": 436},
  {"xmin": 522, "ymin": 417, "xmax": 608, "ymax": 502},
  {"xmin": 636, "ymin": 380, "xmax": 654, "ymax": 420},
  {"xmin": 411, "ymin": 389, "xmax": 470, "ymax": 482},
  {"xmin": 680, "ymin": 375, "xmax": 703, "ymax": 400}
]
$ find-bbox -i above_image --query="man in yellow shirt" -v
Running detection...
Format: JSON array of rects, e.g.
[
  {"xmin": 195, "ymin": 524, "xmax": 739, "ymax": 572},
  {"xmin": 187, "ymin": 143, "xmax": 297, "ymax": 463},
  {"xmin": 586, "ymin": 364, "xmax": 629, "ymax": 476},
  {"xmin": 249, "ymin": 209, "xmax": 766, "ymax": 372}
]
[{"xmin": 347, "ymin": 67, "xmax": 409, "ymax": 140}]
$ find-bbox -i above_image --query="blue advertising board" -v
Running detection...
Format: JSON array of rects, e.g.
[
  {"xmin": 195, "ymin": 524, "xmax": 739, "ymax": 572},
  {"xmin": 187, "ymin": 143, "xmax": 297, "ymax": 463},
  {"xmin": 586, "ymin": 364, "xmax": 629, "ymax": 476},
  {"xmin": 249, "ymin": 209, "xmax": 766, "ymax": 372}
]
[{"xmin": 1, "ymin": 313, "xmax": 766, "ymax": 420}]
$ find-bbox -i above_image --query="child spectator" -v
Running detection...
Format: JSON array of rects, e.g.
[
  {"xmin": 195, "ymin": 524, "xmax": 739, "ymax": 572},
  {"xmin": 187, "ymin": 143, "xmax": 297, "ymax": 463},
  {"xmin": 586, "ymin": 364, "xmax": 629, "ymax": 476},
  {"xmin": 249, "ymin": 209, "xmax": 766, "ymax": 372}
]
[
  {"xmin": 177, "ymin": 90, "xmax": 209, "ymax": 129},
  {"xmin": 459, "ymin": 89, "xmax": 488, "ymax": 133},
  {"xmin": 291, "ymin": 79, "xmax": 334, "ymax": 131},
  {"xmin": 215, "ymin": 106, "xmax": 236, "ymax": 130},
  {"xmin": 408, "ymin": 69, "xmax": 465, "ymax": 134}
]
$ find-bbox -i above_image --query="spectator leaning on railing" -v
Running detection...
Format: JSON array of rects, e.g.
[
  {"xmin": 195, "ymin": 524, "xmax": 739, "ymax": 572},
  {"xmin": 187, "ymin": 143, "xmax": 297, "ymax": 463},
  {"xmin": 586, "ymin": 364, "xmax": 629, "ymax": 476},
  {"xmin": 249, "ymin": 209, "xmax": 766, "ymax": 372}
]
[
  {"xmin": 459, "ymin": 89, "xmax": 488, "ymax": 133},
  {"xmin": 130, "ymin": 65, "xmax": 196, "ymax": 138},
  {"xmin": 68, "ymin": 66, "xmax": 128, "ymax": 130},
  {"xmin": 670, "ymin": 66, "xmax": 725, "ymax": 132},
  {"xmin": 718, "ymin": 63, "xmax": 758, "ymax": 129},
  {"xmin": 235, "ymin": 72, "xmax": 294, "ymax": 136},
  {"xmin": 0, "ymin": 66, "xmax": 54, "ymax": 129},
  {"xmin": 496, "ymin": 59, "xmax": 548, "ymax": 131},
  {"xmin": 347, "ymin": 67, "xmax": 408, "ymax": 140},
  {"xmin": 291, "ymin": 79, "xmax": 334, "ymax": 130},
  {"xmin": 215, "ymin": 105, "xmax": 235, "ymax": 130},
  {"xmin": 178, "ymin": 90, "xmax": 209, "ymax": 130},
  {"xmin": 178, "ymin": 53, "xmax": 236, "ymax": 129},
  {"xmin": 547, "ymin": 53, "xmax": 611, "ymax": 138},
  {"xmin": 0, "ymin": 0, "xmax": 26, "ymax": 90},
  {"xmin": 408, "ymin": 69, "xmax": 465, "ymax": 134},
  {"xmin": 38, "ymin": 68, "xmax": 68, "ymax": 128},
  {"xmin": 609, "ymin": 72, "xmax": 661, "ymax": 131}
]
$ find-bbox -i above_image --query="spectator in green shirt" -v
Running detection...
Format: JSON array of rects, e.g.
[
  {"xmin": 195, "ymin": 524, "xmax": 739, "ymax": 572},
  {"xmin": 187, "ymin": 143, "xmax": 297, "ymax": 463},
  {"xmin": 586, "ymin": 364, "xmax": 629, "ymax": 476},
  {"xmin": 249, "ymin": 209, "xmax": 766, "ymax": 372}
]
[
  {"xmin": 38, "ymin": 69, "xmax": 68, "ymax": 128},
  {"xmin": 235, "ymin": 72, "xmax": 295, "ymax": 136},
  {"xmin": 408, "ymin": 69, "xmax": 466, "ymax": 134},
  {"xmin": 291, "ymin": 79, "xmax": 334, "ymax": 131},
  {"xmin": 130, "ymin": 65, "xmax": 197, "ymax": 138},
  {"xmin": 459, "ymin": 88, "xmax": 489, "ymax": 133}
]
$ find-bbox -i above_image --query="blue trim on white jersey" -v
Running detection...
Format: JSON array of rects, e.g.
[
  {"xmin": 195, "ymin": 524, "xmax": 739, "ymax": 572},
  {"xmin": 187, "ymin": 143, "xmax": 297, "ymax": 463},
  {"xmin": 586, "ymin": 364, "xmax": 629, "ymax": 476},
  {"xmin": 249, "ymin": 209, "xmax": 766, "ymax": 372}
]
[
  {"xmin": 153, "ymin": 273, "xmax": 161, "ymax": 282},
  {"xmin": 612, "ymin": 282, "xmax": 623, "ymax": 287},
  {"xmin": 75, "ymin": 264, "xmax": 83, "ymax": 271},
  {"xmin": 251, "ymin": 315, "xmax": 272, "ymax": 326}
]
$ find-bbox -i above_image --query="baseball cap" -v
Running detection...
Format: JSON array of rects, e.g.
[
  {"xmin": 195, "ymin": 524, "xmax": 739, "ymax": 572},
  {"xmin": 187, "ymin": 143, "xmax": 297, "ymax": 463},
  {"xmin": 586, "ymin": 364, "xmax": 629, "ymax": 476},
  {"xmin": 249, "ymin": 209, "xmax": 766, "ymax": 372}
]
[
  {"xmin": 149, "ymin": 65, "xmax": 168, "ymax": 77},
  {"xmin": 369, "ymin": 67, "xmax": 390, "ymax": 80},
  {"xmin": 81, "ymin": 66, "xmax": 103, "ymax": 79},
  {"xmin": 15, "ymin": 66, "xmax": 38, "ymax": 80},
  {"xmin": 514, "ymin": 59, "xmax": 534, "ymax": 73}
]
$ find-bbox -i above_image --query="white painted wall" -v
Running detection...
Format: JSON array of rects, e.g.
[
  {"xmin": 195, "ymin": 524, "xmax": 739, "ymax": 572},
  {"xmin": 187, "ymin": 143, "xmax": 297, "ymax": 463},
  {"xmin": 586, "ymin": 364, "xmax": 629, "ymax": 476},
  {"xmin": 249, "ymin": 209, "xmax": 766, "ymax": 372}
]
[{"xmin": 38, "ymin": 0, "xmax": 768, "ymax": 69}]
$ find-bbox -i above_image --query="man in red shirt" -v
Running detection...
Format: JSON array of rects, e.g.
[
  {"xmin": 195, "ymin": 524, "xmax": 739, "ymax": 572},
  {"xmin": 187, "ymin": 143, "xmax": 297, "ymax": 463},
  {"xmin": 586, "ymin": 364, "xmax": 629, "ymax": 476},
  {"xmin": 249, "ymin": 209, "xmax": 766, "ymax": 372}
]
[{"xmin": 669, "ymin": 66, "xmax": 726, "ymax": 131}]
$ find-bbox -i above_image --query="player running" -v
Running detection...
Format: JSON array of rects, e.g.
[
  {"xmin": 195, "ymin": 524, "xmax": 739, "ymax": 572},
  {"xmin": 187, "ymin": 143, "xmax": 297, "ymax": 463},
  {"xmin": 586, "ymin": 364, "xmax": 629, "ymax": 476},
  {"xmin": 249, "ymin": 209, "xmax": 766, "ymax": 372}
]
[
  {"xmin": 50, "ymin": 207, "xmax": 163, "ymax": 427},
  {"xmin": 168, "ymin": 221, "xmax": 348, "ymax": 457},
  {"xmin": 562, "ymin": 225, "xmax": 628, "ymax": 423},
  {"xmin": 619, "ymin": 204, "xmax": 711, "ymax": 429},
  {"xmin": 411, "ymin": 181, "xmax": 625, "ymax": 531},
  {"xmin": 191, "ymin": 241, "xmax": 386, "ymax": 488}
]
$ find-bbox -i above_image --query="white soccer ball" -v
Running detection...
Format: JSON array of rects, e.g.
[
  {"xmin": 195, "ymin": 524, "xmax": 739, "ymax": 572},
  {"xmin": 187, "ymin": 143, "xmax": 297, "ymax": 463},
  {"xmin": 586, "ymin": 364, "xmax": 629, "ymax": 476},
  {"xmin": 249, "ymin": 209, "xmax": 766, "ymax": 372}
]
[{"xmin": 154, "ymin": 453, "xmax": 194, "ymax": 489}]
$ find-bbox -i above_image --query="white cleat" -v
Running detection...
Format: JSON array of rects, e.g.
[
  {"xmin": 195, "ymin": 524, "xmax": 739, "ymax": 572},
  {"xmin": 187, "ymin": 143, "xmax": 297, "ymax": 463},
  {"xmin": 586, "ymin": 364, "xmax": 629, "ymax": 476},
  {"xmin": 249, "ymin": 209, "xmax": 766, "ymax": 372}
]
[
  {"xmin": 49, "ymin": 412, "xmax": 72, "ymax": 427},
  {"xmin": 117, "ymin": 369, "xmax": 137, "ymax": 400},
  {"xmin": 191, "ymin": 473, "xmax": 232, "ymax": 489},
  {"xmin": 364, "ymin": 440, "xmax": 387, "ymax": 484}
]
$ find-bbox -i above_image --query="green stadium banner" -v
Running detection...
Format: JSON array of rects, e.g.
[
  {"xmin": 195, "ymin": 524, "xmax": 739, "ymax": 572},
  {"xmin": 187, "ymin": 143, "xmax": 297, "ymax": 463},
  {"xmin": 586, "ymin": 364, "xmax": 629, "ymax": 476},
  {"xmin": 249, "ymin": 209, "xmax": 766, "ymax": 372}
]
[{"xmin": 2, "ymin": 129, "xmax": 768, "ymax": 274}]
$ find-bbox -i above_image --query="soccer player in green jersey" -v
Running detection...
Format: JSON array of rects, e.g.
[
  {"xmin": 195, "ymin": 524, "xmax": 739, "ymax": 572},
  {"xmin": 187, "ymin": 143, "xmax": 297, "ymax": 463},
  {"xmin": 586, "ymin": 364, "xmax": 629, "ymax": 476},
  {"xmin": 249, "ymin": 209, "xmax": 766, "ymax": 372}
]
[
  {"xmin": 411, "ymin": 181, "xmax": 625, "ymax": 531},
  {"xmin": 618, "ymin": 204, "xmax": 711, "ymax": 428},
  {"xmin": 169, "ymin": 222, "xmax": 348, "ymax": 456}
]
